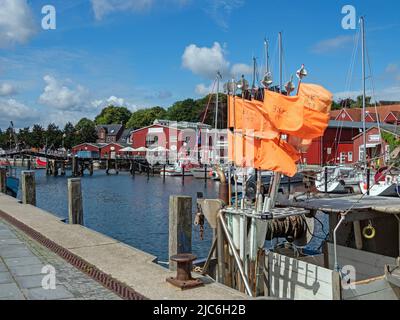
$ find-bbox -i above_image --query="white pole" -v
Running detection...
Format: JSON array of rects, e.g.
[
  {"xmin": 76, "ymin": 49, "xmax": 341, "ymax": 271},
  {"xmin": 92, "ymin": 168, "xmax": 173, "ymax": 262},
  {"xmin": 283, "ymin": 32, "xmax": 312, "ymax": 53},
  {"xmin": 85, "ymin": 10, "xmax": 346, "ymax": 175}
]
[{"xmin": 361, "ymin": 17, "xmax": 367, "ymax": 172}]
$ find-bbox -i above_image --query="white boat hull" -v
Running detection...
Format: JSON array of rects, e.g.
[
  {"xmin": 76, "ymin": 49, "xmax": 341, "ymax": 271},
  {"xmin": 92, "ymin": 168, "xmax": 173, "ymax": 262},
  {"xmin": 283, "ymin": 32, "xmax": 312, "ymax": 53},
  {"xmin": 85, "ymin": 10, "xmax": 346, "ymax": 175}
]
[
  {"xmin": 191, "ymin": 168, "xmax": 213, "ymax": 179},
  {"xmin": 360, "ymin": 182, "xmax": 399, "ymax": 197}
]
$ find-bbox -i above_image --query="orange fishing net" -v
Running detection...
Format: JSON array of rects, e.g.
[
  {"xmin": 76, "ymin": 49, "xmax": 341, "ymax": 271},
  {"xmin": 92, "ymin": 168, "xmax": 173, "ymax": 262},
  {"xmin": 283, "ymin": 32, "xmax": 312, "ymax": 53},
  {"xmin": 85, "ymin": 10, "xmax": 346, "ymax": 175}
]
[{"xmin": 228, "ymin": 83, "xmax": 332, "ymax": 176}]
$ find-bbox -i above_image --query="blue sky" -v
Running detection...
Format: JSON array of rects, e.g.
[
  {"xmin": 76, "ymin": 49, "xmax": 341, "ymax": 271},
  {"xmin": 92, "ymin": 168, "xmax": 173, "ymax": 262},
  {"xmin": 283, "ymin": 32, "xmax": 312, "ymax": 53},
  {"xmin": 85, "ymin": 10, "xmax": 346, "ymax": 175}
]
[{"xmin": 0, "ymin": 0, "xmax": 399, "ymax": 128}]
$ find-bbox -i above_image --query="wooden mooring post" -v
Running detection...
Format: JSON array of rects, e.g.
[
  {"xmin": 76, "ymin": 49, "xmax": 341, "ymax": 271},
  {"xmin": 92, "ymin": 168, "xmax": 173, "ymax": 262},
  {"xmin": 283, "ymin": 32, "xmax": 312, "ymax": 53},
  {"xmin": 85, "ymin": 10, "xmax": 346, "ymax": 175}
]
[
  {"xmin": 68, "ymin": 178, "xmax": 83, "ymax": 225},
  {"xmin": 21, "ymin": 171, "xmax": 36, "ymax": 206},
  {"xmin": 72, "ymin": 157, "xmax": 79, "ymax": 177},
  {"xmin": 169, "ymin": 195, "xmax": 192, "ymax": 271},
  {"xmin": 0, "ymin": 168, "xmax": 6, "ymax": 194}
]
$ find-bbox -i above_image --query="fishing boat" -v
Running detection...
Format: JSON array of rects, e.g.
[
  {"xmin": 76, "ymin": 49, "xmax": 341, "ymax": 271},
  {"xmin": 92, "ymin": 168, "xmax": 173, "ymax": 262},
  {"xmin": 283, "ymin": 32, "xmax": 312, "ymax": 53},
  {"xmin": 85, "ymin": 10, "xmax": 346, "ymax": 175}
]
[
  {"xmin": 197, "ymin": 24, "xmax": 400, "ymax": 300},
  {"xmin": 315, "ymin": 166, "xmax": 361, "ymax": 193},
  {"xmin": 35, "ymin": 157, "xmax": 47, "ymax": 169}
]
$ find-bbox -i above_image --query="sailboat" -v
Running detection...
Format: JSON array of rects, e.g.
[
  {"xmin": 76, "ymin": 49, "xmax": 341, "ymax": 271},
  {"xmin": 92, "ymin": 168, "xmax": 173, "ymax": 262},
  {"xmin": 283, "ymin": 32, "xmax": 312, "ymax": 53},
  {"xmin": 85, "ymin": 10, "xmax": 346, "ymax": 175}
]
[
  {"xmin": 356, "ymin": 18, "xmax": 400, "ymax": 197},
  {"xmin": 315, "ymin": 166, "xmax": 361, "ymax": 193}
]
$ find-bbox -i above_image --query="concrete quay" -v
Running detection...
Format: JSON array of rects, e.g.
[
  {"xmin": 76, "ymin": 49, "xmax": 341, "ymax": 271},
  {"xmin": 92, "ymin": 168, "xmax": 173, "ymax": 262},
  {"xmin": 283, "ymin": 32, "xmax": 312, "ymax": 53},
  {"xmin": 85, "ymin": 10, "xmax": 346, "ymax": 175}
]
[{"xmin": 0, "ymin": 193, "xmax": 246, "ymax": 300}]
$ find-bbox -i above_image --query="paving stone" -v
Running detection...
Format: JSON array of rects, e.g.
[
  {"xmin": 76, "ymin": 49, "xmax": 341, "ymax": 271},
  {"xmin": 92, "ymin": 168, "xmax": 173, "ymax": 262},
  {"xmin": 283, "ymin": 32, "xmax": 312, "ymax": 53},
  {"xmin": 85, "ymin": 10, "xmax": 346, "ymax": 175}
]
[
  {"xmin": 0, "ymin": 272, "xmax": 13, "ymax": 284},
  {"xmin": 4, "ymin": 256, "xmax": 42, "ymax": 267},
  {"xmin": 0, "ymin": 230, "xmax": 17, "ymax": 239},
  {"xmin": 0, "ymin": 247, "xmax": 35, "ymax": 259},
  {"xmin": 22, "ymin": 285, "xmax": 75, "ymax": 300},
  {"xmin": 0, "ymin": 238, "xmax": 23, "ymax": 245},
  {"xmin": 0, "ymin": 283, "xmax": 25, "ymax": 299},
  {"xmin": 0, "ymin": 219, "xmax": 121, "ymax": 300},
  {"xmin": 0, "ymin": 263, "xmax": 7, "ymax": 272},
  {"xmin": 15, "ymin": 274, "xmax": 60, "ymax": 289},
  {"xmin": 9, "ymin": 264, "xmax": 45, "ymax": 277}
]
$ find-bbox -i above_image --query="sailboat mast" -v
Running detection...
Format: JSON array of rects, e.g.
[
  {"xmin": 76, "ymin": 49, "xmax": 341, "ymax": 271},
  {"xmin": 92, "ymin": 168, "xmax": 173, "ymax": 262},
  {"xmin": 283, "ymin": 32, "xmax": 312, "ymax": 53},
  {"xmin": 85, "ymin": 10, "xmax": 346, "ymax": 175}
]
[
  {"xmin": 264, "ymin": 38, "xmax": 270, "ymax": 74},
  {"xmin": 361, "ymin": 17, "xmax": 367, "ymax": 170},
  {"xmin": 252, "ymin": 57, "xmax": 256, "ymax": 97},
  {"xmin": 279, "ymin": 32, "xmax": 283, "ymax": 92},
  {"xmin": 215, "ymin": 72, "xmax": 220, "ymax": 130}
]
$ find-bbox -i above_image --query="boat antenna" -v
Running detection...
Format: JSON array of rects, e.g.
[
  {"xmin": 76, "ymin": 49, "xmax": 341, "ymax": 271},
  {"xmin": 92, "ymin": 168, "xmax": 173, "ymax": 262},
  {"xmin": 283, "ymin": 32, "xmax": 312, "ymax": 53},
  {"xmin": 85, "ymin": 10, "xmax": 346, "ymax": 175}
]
[{"xmin": 360, "ymin": 16, "xmax": 367, "ymax": 172}]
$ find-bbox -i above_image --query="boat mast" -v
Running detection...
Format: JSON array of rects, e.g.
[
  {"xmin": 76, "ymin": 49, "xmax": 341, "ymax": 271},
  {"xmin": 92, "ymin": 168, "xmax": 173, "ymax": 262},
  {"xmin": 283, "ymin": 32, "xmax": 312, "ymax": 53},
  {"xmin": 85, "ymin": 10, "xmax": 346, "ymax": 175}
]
[
  {"xmin": 264, "ymin": 38, "xmax": 270, "ymax": 74},
  {"xmin": 269, "ymin": 33, "xmax": 284, "ymax": 206},
  {"xmin": 361, "ymin": 17, "xmax": 367, "ymax": 171},
  {"xmin": 279, "ymin": 32, "xmax": 283, "ymax": 93},
  {"xmin": 252, "ymin": 56, "xmax": 256, "ymax": 97},
  {"xmin": 215, "ymin": 72, "xmax": 221, "ymax": 130}
]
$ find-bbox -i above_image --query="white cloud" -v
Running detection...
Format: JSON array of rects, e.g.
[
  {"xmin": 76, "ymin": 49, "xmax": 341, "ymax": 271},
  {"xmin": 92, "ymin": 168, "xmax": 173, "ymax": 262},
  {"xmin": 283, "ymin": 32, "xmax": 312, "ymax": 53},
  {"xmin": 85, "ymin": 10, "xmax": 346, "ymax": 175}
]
[
  {"xmin": 0, "ymin": 83, "xmax": 17, "ymax": 96},
  {"xmin": 311, "ymin": 35, "xmax": 353, "ymax": 54},
  {"xmin": 206, "ymin": 0, "xmax": 244, "ymax": 30},
  {"xmin": 182, "ymin": 42, "xmax": 230, "ymax": 79},
  {"xmin": 195, "ymin": 83, "xmax": 224, "ymax": 96},
  {"xmin": 334, "ymin": 86, "xmax": 400, "ymax": 102},
  {"xmin": 91, "ymin": 0, "xmax": 189, "ymax": 20},
  {"xmin": 0, "ymin": 0, "xmax": 37, "ymax": 48},
  {"xmin": 231, "ymin": 63, "xmax": 252, "ymax": 77},
  {"xmin": 195, "ymin": 83, "xmax": 213, "ymax": 96},
  {"xmin": 39, "ymin": 75, "xmax": 91, "ymax": 111},
  {"xmin": 0, "ymin": 99, "xmax": 39, "ymax": 127},
  {"xmin": 91, "ymin": 95, "xmax": 137, "ymax": 110}
]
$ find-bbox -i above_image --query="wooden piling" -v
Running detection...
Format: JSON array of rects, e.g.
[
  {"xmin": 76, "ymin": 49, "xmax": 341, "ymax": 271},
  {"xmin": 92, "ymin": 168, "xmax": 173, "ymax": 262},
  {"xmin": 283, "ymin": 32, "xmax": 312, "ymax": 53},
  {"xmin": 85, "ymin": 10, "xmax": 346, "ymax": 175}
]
[
  {"xmin": 163, "ymin": 164, "xmax": 166, "ymax": 182},
  {"xmin": 0, "ymin": 168, "xmax": 6, "ymax": 194},
  {"xmin": 61, "ymin": 161, "xmax": 66, "ymax": 176},
  {"xmin": 169, "ymin": 195, "xmax": 192, "ymax": 271},
  {"xmin": 105, "ymin": 159, "xmax": 109, "ymax": 175},
  {"xmin": 46, "ymin": 158, "xmax": 50, "ymax": 176},
  {"xmin": 217, "ymin": 216, "xmax": 225, "ymax": 284},
  {"xmin": 68, "ymin": 178, "xmax": 83, "ymax": 225},
  {"xmin": 21, "ymin": 171, "xmax": 36, "ymax": 206},
  {"xmin": 72, "ymin": 157, "xmax": 78, "ymax": 177}
]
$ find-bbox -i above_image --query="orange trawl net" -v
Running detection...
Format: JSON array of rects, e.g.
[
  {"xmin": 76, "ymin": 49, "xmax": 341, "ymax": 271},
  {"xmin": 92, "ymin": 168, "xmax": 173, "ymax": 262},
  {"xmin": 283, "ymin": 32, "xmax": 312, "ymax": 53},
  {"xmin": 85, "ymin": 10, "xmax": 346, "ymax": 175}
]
[{"xmin": 228, "ymin": 83, "xmax": 332, "ymax": 177}]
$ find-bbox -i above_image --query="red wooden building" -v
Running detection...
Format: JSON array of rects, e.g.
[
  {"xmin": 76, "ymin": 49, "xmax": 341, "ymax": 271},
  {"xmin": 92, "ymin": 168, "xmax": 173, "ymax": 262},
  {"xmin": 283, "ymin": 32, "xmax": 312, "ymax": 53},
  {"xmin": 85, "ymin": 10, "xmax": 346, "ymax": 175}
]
[
  {"xmin": 71, "ymin": 143, "xmax": 103, "ymax": 155},
  {"xmin": 99, "ymin": 142, "xmax": 127, "ymax": 159}
]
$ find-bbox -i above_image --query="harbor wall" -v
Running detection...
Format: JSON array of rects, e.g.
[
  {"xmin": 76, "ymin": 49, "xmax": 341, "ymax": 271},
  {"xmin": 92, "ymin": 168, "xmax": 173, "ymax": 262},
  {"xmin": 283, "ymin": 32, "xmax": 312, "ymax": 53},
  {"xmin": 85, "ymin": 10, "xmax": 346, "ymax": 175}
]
[{"xmin": 0, "ymin": 193, "xmax": 246, "ymax": 300}]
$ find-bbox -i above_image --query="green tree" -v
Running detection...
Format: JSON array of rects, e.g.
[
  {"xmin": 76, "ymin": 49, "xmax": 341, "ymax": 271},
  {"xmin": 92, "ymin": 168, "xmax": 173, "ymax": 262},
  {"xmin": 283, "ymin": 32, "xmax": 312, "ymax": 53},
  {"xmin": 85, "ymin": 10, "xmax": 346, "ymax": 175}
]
[
  {"xmin": 126, "ymin": 106, "xmax": 167, "ymax": 129},
  {"xmin": 75, "ymin": 118, "xmax": 97, "ymax": 145},
  {"xmin": 94, "ymin": 105, "xmax": 132, "ymax": 126},
  {"xmin": 63, "ymin": 122, "xmax": 76, "ymax": 150},
  {"xmin": 0, "ymin": 129, "xmax": 8, "ymax": 149},
  {"xmin": 46, "ymin": 123, "xmax": 63, "ymax": 149},
  {"xmin": 17, "ymin": 127, "xmax": 31, "ymax": 149},
  {"xmin": 350, "ymin": 95, "xmax": 372, "ymax": 108},
  {"xmin": 166, "ymin": 99, "xmax": 201, "ymax": 122},
  {"xmin": 31, "ymin": 124, "xmax": 45, "ymax": 149}
]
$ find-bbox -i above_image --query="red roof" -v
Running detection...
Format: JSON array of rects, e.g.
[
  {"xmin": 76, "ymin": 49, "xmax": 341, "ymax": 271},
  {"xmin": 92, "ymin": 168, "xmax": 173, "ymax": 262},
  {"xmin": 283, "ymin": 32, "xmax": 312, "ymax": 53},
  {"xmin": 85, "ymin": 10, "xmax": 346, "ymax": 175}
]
[{"xmin": 331, "ymin": 105, "xmax": 400, "ymax": 123}]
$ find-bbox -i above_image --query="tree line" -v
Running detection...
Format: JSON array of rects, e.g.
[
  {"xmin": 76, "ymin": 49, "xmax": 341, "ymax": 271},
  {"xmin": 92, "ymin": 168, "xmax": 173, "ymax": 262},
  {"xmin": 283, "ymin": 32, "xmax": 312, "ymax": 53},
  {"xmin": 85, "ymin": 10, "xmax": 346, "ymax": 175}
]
[
  {"xmin": 0, "ymin": 93, "xmax": 390, "ymax": 151},
  {"xmin": 0, "ymin": 94, "xmax": 227, "ymax": 151}
]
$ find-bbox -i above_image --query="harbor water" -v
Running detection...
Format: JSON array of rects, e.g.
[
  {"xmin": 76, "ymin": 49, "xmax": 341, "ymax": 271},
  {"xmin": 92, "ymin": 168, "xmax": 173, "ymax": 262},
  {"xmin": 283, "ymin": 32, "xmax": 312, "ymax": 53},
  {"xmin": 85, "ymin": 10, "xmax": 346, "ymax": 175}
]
[{"xmin": 15, "ymin": 169, "xmax": 327, "ymax": 262}]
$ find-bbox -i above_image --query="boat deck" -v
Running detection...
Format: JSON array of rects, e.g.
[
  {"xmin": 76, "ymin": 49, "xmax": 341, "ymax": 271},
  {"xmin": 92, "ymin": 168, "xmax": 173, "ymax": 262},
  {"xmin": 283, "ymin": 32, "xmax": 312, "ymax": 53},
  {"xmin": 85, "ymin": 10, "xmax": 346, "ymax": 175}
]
[{"xmin": 280, "ymin": 195, "xmax": 400, "ymax": 215}]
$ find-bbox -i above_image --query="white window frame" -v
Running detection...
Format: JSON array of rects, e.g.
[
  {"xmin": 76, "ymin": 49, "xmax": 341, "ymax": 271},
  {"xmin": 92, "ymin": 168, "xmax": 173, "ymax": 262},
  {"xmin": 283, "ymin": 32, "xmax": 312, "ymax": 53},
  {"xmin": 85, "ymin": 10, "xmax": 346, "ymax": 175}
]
[
  {"xmin": 348, "ymin": 152, "xmax": 353, "ymax": 162},
  {"xmin": 359, "ymin": 146, "xmax": 365, "ymax": 162}
]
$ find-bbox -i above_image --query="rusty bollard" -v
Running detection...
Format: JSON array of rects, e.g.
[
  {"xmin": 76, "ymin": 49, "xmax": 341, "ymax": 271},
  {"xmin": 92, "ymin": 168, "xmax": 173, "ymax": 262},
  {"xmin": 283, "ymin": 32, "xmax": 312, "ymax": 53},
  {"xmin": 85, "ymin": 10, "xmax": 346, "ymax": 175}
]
[{"xmin": 166, "ymin": 254, "xmax": 203, "ymax": 290}]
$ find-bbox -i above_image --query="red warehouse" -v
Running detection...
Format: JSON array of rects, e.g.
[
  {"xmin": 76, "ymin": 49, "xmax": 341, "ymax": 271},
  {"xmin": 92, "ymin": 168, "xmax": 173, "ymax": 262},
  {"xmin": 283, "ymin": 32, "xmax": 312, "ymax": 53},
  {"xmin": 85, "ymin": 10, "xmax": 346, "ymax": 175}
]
[{"xmin": 100, "ymin": 143, "xmax": 128, "ymax": 159}]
